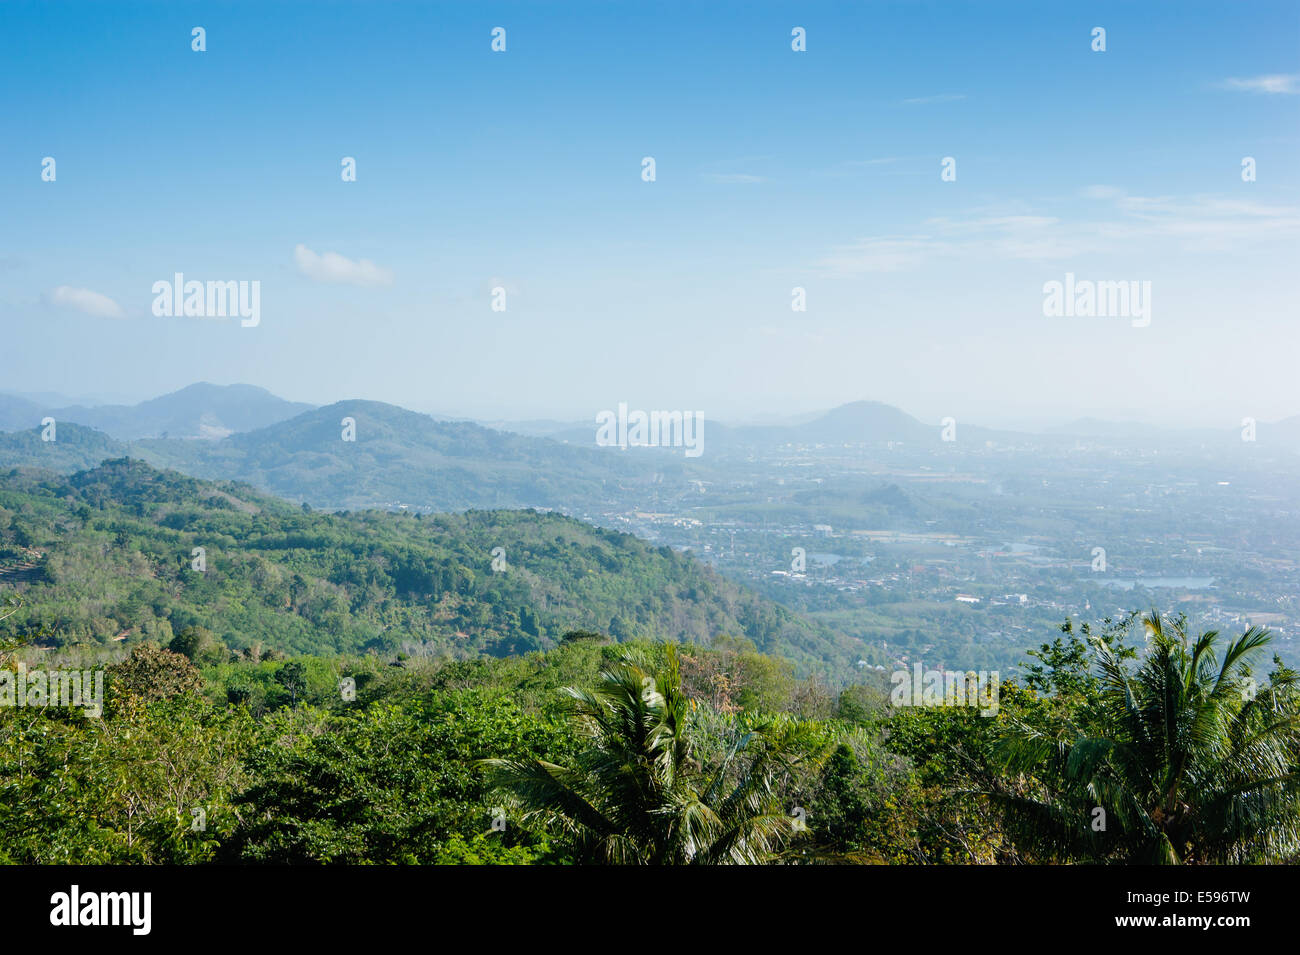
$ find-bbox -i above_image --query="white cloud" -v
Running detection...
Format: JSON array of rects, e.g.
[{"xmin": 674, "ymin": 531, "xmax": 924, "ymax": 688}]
[
  {"xmin": 294, "ymin": 244, "xmax": 394, "ymax": 286},
  {"xmin": 901, "ymin": 93, "xmax": 966, "ymax": 105},
  {"xmin": 817, "ymin": 158, "xmax": 904, "ymax": 180},
  {"xmin": 50, "ymin": 286, "xmax": 124, "ymax": 318},
  {"xmin": 703, "ymin": 172, "xmax": 767, "ymax": 184},
  {"xmin": 818, "ymin": 236, "xmax": 941, "ymax": 273},
  {"xmin": 924, "ymin": 214, "xmax": 1060, "ymax": 236},
  {"xmin": 1105, "ymin": 193, "xmax": 1300, "ymax": 251},
  {"xmin": 817, "ymin": 192, "xmax": 1300, "ymax": 274},
  {"xmin": 1219, "ymin": 74, "xmax": 1300, "ymax": 94}
]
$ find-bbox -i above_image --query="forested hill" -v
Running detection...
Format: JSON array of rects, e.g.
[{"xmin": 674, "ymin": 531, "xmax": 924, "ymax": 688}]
[
  {"xmin": 136, "ymin": 400, "xmax": 657, "ymax": 511},
  {"xmin": 0, "ymin": 421, "xmax": 131, "ymax": 473},
  {"xmin": 0, "ymin": 459, "xmax": 875, "ymax": 675}
]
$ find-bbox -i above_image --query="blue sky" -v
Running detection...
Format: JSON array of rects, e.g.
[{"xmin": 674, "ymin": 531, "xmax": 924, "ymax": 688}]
[{"xmin": 2, "ymin": 0, "xmax": 1297, "ymax": 427}]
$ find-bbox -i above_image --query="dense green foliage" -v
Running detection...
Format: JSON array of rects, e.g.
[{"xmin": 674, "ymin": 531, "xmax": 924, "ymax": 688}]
[
  {"xmin": 484, "ymin": 645, "xmax": 837, "ymax": 863},
  {"xmin": 0, "ymin": 637, "xmax": 914, "ymax": 864},
  {"xmin": 0, "ymin": 459, "xmax": 872, "ymax": 673},
  {"xmin": 2, "ymin": 613, "xmax": 1294, "ymax": 865},
  {"xmin": 994, "ymin": 614, "xmax": 1300, "ymax": 863}
]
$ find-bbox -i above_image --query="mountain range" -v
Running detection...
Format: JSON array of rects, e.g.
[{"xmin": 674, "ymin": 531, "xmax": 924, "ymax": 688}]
[
  {"xmin": 0, "ymin": 383, "xmax": 313, "ymax": 440},
  {"xmin": 1, "ymin": 384, "xmax": 1296, "ymax": 515}
]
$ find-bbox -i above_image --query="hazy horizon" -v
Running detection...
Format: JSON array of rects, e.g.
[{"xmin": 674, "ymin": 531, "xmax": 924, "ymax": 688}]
[{"xmin": 7, "ymin": 378, "xmax": 1299, "ymax": 435}]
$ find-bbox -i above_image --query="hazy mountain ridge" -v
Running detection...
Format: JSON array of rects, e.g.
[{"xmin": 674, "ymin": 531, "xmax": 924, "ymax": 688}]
[
  {"xmin": 134, "ymin": 399, "xmax": 667, "ymax": 512},
  {"xmin": 537, "ymin": 399, "xmax": 1293, "ymax": 452},
  {"xmin": 1, "ymin": 386, "xmax": 1295, "ymax": 519},
  {"xmin": 0, "ymin": 383, "xmax": 313, "ymax": 440},
  {"xmin": 5, "ymin": 382, "xmax": 1295, "ymax": 454}
]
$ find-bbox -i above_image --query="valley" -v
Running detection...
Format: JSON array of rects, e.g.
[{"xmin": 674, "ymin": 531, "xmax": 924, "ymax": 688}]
[{"xmin": 3, "ymin": 384, "xmax": 1296, "ymax": 679}]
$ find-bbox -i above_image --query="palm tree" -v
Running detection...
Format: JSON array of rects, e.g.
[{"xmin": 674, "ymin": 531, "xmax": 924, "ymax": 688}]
[
  {"xmin": 482, "ymin": 645, "xmax": 831, "ymax": 864},
  {"xmin": 997, "ymin": 613, "xmax": 1300, "ymax": 863}
]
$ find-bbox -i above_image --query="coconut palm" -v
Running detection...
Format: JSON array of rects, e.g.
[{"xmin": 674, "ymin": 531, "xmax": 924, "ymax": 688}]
[
  {"xmin": 997, "ymin": 613, "xmax": 1300, "ymax": 863},
  {"xmin": 482, "ymin": 645, "xmax": 831, "ymax": 864}
]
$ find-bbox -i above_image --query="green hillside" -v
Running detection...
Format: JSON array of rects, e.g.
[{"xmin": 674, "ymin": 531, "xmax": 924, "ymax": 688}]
[
  {"xmin": 0, "ymin": 459, "xmax": 875, "ymax": 675},
  {"xmin": 0, "ymin": 422, "xmax": 132, "ymax": 472}
]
